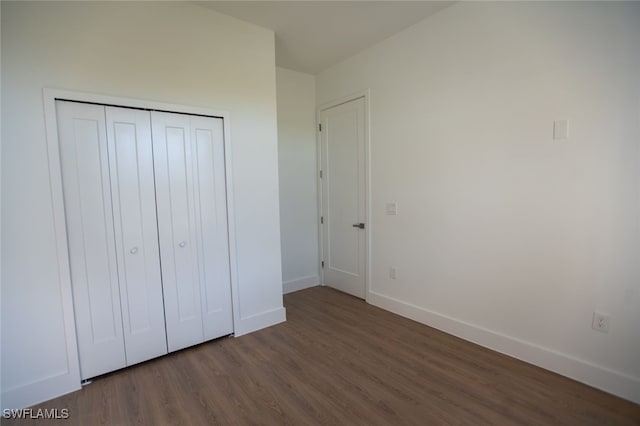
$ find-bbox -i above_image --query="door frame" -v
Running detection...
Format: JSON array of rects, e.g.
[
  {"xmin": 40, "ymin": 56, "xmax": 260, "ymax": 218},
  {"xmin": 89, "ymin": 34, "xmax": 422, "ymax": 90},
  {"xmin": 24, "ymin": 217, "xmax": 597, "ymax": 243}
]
[
  {"xmin": 42, "ymin": 89, "xmax": 241, "ymax": 385},
  {"xmin": 316, "ymin": 90, "xmax": 371, "ymax": 302}
]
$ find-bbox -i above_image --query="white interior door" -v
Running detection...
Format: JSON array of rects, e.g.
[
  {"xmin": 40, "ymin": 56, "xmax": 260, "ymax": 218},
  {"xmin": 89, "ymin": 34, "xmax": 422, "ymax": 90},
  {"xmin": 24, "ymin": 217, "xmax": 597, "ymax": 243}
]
[
  {"xmin": 320, "ymin": 97, "xmax": 366, "ymax": 299},
  {"xmin": 189, "ymin": 116, "xmax": 234, "ymax": 341},
  {"xmin": 56, "ymin": 101, "xmax": 126, "ymax": 379},
  {"xmin": 58, "ymin": 101, "xmax": 233, "ymax": 377},
  {"xmin": 152, "ymin": 112, "xmax": 233, "ymax": 351},
  {"xmin": 105, "ymin": 106, "xmax": 168, "ymax": 366},
  {"xmin": 152, "ymin": 111, "xmax": 203, "ymax": 352}
]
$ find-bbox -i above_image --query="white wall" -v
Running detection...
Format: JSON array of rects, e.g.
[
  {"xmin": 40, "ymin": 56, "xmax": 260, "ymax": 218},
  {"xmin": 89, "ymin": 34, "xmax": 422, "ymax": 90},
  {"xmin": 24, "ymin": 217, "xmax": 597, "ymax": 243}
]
[
  {"xmin": 317, "ymin": 2, "xmax": 640, "ymax": 402},
  {"xmin": 1, "ymin": 1, "xmax": 284, "ymax": 409},
  {"xmin": 276, "ymin": 67, "xmax": 320, "ymax": 294}
]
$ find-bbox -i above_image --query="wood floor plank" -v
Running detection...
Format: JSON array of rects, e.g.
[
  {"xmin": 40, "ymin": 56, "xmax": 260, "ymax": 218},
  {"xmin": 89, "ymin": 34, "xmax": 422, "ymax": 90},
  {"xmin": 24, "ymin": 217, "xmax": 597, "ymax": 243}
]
[{"xmin": 5, "ymin": 286, "xmax": 639, "ymax": 425}]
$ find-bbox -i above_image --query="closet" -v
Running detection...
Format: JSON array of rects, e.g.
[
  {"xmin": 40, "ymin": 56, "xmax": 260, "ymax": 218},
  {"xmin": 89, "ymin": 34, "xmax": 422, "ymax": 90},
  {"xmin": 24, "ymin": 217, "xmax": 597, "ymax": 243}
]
[{"xmin": 56, "ymin": 100, "xmax": 233, "ymax": 380}]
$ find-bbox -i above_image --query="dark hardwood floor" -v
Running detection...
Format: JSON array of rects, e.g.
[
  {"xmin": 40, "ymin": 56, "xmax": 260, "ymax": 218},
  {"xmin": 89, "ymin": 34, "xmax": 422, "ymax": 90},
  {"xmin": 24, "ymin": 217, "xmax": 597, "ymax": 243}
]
[{"xmin": 7, "ymin": 286, "xmax": 640, "ymax": 425}]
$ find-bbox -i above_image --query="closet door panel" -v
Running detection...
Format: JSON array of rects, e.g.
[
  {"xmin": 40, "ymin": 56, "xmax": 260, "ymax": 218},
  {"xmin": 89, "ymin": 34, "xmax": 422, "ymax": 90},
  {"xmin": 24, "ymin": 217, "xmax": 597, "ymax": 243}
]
[
  {"xmin": 106, "ymin": 107, "xmax": 168, "ymax": 365},
  {"xmin": 191, "ymin": 117, "xmax": 233, "ymax": 340},
  {"xmin": 56, "ymin": 101, "xmax": 126, "ymax": 379},
  {"xmin": 152, "ymin": 111, "xmax": 203, "ymax": 352}
]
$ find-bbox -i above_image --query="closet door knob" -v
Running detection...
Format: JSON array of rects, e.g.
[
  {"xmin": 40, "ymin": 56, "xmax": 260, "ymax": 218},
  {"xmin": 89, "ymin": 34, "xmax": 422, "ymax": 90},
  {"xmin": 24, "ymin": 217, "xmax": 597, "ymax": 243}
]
[
  {"xmin": 130, "ymin": 247, "xmax": 138, "ymax": 254},
  {"xmin": 179, "ymin": 241, "xmax": 187, "ymax": 248}
]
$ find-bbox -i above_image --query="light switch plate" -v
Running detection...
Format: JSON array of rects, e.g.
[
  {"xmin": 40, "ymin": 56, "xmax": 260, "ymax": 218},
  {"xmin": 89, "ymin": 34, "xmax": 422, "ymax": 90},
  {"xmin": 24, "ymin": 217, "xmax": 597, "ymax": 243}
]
[
  {"xmin": 553, "ymin": 120, "xmax": 569, "ymax": 140},
  {"xmin": 389, "ymin": 267, "xmax": 397, "ymax": 279},
  {"xmin": 386, "ymin": 202, "xmax": 398, "ymax": 215}
]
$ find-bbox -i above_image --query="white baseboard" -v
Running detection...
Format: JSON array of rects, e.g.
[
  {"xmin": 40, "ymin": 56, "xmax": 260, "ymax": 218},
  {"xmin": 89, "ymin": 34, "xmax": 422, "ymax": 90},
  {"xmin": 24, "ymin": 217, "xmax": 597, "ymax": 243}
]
[
  {"xmin": 234, "ymin": 307, "xmax": 287, "ymax": 337},
  {"xmin": 1, "ymin": 373, "xmax": 81, "ymax": 411},
  {"xmin": 283, "ymin": 275, "xmax": 320, "ymax": 294},
  {"xmin": 368, "ymin": 290, "xmax": 640, "ymax": 404}
]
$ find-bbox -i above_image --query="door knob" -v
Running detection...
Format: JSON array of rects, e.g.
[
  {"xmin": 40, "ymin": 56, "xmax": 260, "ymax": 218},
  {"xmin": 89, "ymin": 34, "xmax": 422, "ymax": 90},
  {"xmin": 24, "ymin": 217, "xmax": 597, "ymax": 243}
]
[
  {"xmin": 130, "ymin": 247, "xmax": 138, "ymax": 254},
  {"xmin": 179, "ymin": 241, "xmax": 187, "ymax": 248},
  {"xmin": 352, "ymin": 223, "xmax": 365, "ymax": 229}
]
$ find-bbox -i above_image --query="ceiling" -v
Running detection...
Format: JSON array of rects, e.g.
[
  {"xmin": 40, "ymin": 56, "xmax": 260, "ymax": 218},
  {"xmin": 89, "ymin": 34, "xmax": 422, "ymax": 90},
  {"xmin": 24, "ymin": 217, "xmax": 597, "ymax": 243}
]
[{"xmin": 199, "ymin": 1, "xmax": 454, "ymax": 74}]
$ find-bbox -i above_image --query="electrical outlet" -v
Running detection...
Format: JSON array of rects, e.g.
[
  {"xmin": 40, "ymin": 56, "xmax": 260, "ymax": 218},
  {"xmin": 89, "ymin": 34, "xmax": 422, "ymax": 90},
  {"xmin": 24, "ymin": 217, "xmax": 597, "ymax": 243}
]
[
  {"xmin": 389, "ymin": 267, "xmax": 397, "ymax": 279},
  {"xmin": 592, "ymin": 312, "xmax": 610, "ymax": 333}
]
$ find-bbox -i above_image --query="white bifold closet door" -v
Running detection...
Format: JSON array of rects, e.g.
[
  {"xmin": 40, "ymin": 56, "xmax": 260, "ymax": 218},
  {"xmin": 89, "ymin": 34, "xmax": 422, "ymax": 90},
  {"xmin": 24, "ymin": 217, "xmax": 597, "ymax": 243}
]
[
  {"xmin": 57, "ymin": 101, "xmax": 127, "ymax": 379},
  {"xmin": 58, "ymin": 101, "xmax": 233, "ymax": 380},
  {"xmin": 58, "ymin": 102, "xmax": 168, "ymax": 380},
  {"xmin": 104, "ymin": 106, "xmax": 168, "ymax": 366},
  {"xmin": 151, "ymin": 111, "xmax": 233, "ymax": 352}
]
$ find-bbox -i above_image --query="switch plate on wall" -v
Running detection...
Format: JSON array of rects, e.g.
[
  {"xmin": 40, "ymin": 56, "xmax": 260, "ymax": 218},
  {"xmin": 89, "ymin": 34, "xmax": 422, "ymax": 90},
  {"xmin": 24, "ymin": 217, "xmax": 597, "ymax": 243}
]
[
  {"xmin": 389, "ymin": 267, "xmax": 397, "ymax": 279},
  {"xmin": 386, "ymin": 202, "xmax": 398, "ymax": 215},
  {"xmin": 553, "ymin": 119, "xmax": 569, "ymax": 140}
]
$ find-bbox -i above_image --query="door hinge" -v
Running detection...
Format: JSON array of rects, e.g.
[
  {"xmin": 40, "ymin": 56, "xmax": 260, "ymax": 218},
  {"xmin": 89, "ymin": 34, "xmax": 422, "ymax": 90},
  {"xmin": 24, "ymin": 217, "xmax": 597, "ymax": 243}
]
[
  {"xmin": 320, "ymin": 216, "xmax": 324, "ymax": 224},
  {"xmin": 318, "ymin": 123, "xmax": 322, "ymax": 132},
  {"xmin": 319, "ymin": 170, "xmax": 323, "ymax": 178},
  {"xmin": 321, "ymin": 261, "xmax": 324, "ymax": 268}
]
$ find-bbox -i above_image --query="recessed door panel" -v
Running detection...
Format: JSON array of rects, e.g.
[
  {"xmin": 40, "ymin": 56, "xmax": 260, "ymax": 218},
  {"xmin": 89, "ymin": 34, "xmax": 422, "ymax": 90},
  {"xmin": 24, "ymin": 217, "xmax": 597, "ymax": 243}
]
[
  {"xmin": 190, "ymin": 116, "xmax": 233, "ymax": 340},
  {"xmin": 152, "ymin": 111, "xmax": 204, "ymax": 352},
  {"xmin": 56, "ymin": 101, "xmax": 126, "ymax": 379},
  {"xmin": 321, "ymin": 97, "xmax": 366, "ymax": 298},
  {"xmin": 106, "ymin": 106, "xmax": 168, "ymax": 365}
]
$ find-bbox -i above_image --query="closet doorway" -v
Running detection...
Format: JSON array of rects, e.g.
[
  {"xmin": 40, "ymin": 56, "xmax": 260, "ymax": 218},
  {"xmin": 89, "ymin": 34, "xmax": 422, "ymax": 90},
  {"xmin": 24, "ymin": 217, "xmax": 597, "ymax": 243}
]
[{"xmin": 44, "ymin": 90, "xmax": 239, "ymax": 382}]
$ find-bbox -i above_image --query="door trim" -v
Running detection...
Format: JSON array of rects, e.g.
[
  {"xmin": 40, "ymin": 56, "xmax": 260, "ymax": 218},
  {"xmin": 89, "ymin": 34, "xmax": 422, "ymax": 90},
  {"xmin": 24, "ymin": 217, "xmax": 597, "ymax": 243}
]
[
  {"xmin": 316, "ymin": 90, "xmax": 371, "ymax": 302},
  {"xmin": 42, "ymin": 89, "xmax": 241, "ymax": 382}
]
